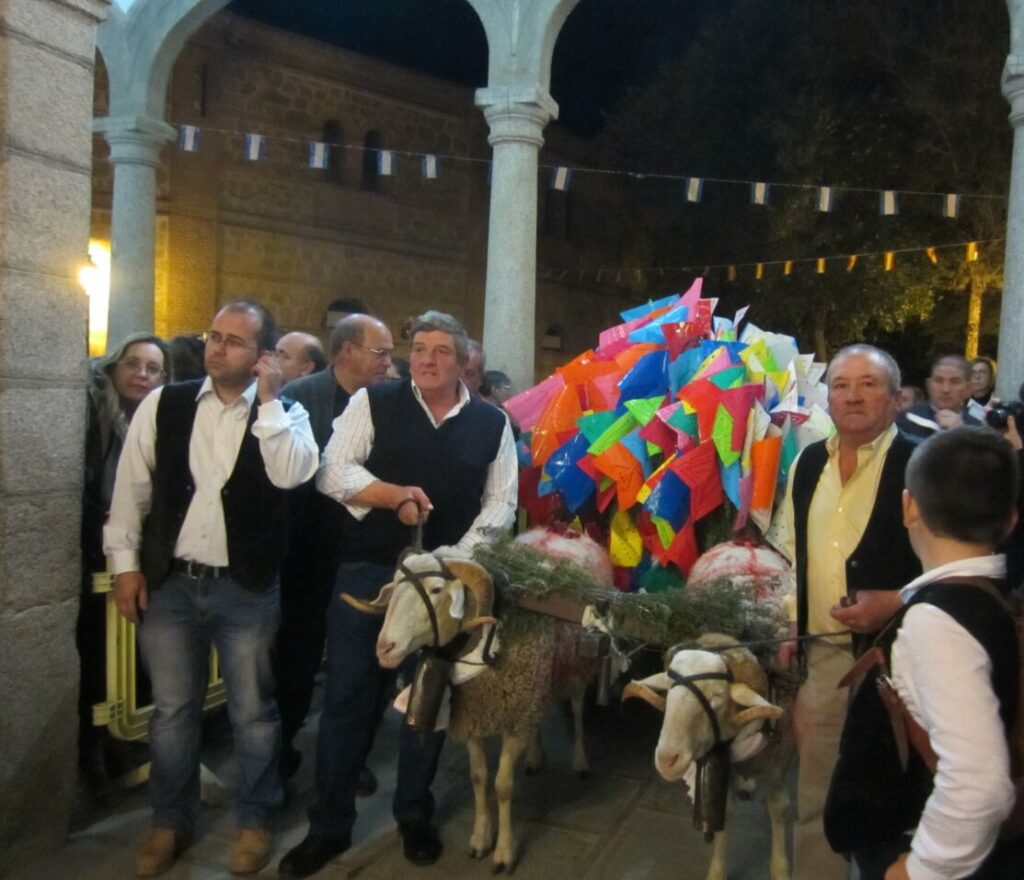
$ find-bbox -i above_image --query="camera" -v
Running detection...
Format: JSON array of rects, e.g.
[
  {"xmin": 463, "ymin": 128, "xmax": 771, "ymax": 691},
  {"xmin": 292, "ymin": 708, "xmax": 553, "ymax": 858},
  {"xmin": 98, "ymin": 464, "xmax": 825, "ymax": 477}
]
[{"xmin": 985, "ymin": 399, "xmax": 1024, "ymax": 431}]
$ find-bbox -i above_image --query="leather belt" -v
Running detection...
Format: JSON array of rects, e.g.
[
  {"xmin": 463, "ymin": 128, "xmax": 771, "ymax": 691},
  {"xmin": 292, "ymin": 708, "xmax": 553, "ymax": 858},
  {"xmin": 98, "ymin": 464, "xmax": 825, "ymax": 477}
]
[{"xmin": 172, "ymin": 558, "xmax": 228, "ymax": 580}]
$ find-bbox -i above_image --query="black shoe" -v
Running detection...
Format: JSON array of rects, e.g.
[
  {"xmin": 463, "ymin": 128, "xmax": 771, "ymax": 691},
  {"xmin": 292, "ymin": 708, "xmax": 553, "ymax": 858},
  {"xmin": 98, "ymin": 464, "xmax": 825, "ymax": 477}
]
[
  {"xmin": 277, "ymin": 833, "xmax": 350, "ymax": 877},
  {"xmin": 399, "ymin": 821, "xmax": 442, "ymax": 867},
  {"xmin": 355, "ymin": 766, "xmax": 377, "ymax": 797}
]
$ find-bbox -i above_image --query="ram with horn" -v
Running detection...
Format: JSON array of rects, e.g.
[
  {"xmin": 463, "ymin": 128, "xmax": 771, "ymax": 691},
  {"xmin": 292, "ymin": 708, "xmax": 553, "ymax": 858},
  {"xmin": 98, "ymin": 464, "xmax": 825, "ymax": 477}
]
[
  {"xmin": 625, "ymin": 633, "xmax": 794, "ymax": 880},
  {"xmin": 343, "ymin": 530, "xmax": 612, "ymax": 874}
]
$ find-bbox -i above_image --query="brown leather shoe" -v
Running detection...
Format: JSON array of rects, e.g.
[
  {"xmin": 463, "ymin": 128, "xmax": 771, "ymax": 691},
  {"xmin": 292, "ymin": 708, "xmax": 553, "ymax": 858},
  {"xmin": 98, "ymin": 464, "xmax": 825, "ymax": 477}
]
[
  {"xmin": 135, "ymin": 828, "xmax": 190, "ymax": 877},
  {"xmin": 230, "ymin": 828, "xmax": 272, "ymax": 875}
]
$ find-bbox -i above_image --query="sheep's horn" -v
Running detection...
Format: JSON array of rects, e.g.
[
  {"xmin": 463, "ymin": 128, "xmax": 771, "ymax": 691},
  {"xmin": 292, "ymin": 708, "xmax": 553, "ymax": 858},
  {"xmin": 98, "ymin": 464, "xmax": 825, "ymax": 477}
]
[
  {"xmin": 729, "ymin": 705, "xmax": 784, "ymax": 727},
  {"xmin": 622, "ymin": 682, "xmax": 667, "ymax": 713},
  {"xmin": 462, "ymin": 615, "xmax": 498, "ymax": 631},
  {"xmin": 342, "ymin": 590, "xmax": 393, "ymax": 614},
  {"xmin": 444, "ymin": 560, "xmax": 494, "ymax": 619}
]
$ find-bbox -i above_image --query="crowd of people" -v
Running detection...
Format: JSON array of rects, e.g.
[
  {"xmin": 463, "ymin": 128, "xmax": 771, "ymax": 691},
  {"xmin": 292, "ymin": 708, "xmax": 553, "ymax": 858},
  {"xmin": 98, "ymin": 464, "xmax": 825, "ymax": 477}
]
[{"xmin": 77, "ymin": 300, "xmax": 1022, "ymax": 880}]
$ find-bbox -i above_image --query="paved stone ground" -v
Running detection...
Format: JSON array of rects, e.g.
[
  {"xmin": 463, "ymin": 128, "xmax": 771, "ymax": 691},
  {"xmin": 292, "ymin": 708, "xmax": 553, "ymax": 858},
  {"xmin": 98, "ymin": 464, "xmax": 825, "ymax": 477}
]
[{"xmin": 16, "ymin": 693, "xmax": 789, "ymax": 880}]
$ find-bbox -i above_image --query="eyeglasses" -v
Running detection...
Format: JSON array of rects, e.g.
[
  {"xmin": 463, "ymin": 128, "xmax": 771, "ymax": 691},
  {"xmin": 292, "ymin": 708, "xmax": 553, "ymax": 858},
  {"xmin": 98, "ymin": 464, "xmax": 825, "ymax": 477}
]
[
  {"xmin": 202, "ymin": 330, "xmax": 256, "ymax": 352},
  {"xmin": 117, "ymin": 358, "xmax": 165, "ymax": 379},
  {"xmin": 351, "ymin": 341, "xmax": 394, "ymax": 360}
]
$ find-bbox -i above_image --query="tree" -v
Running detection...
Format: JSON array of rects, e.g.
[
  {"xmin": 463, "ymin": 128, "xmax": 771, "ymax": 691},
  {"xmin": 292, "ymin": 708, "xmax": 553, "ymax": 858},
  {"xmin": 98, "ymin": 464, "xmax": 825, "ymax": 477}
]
[{"xmin": 599, "ymin": 0, "xmax": 1011, "ymax": 370}]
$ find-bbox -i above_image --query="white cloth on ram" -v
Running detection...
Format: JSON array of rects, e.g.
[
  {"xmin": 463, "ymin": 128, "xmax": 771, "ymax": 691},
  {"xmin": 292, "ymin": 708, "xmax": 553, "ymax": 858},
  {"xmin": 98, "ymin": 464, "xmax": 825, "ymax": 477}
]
[{"xmin": 581, "ymin": 604, "xmax": 631, "ymax": 675}]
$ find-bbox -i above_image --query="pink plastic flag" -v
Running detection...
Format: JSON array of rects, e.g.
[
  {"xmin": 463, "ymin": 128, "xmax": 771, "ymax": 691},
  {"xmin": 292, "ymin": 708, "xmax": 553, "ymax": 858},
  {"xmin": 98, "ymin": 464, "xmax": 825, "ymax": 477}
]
[{"xmin": 504, "ymin": 373, "xmax": 564, "ymax": 433}]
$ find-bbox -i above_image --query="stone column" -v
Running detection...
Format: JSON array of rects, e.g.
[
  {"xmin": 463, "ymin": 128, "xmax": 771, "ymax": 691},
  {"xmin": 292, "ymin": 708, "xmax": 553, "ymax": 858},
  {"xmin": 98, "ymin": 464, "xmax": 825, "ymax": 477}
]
[
  {"xmin": 93, "ymin": 115, "xmax": 175, "ymax": 348},
  {"xmin": 1000, "ymin": 51, "xmax": 1024, "ymax": 400},
  {"xmin": 0, "ymin": 0, "xmax": 109, "ymax": 870},
  {"xmin": 475, "ymin": 88, "xmax": 557, "ymax": 391}
]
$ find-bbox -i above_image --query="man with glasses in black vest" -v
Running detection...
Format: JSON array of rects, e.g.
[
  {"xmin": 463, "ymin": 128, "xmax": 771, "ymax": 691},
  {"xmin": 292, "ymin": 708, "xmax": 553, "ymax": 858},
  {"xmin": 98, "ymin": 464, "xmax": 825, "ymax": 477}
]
[
  {"xmin": 279, "ymin": 310, "xmax": 517, "ymax": 877},
  {"xmin": 104, "ymin": 299, "xmax": 318, "ymax": 877},
  {"xmin": 777, "ymin": 344, "xmax": 921, "ymax": 880}
]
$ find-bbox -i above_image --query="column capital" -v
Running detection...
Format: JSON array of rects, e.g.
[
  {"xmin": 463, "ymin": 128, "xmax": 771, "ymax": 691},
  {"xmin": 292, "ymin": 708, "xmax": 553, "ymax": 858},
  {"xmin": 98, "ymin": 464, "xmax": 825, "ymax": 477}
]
[
  {"xmin": 475, "ymin": 86, "xmax": 558, "ymax": 147},
  {"xmin": 94, "ymin": 114, "xmax": 177, "ymax": 166}
]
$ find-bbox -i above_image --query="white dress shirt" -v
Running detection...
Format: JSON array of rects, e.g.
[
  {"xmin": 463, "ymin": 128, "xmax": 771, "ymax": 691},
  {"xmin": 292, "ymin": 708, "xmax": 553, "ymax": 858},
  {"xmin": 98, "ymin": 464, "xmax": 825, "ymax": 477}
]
[
  {"xmin": 317, "ymin": 380, "xmax": 517, "ymax": 555},
  {"xmin": 894, "ymin": 555, "xmax": 1015, "ymax": 880},
  {"xmin": 103, "ymin": 378, "xmax": 318, "ymax": 575}
]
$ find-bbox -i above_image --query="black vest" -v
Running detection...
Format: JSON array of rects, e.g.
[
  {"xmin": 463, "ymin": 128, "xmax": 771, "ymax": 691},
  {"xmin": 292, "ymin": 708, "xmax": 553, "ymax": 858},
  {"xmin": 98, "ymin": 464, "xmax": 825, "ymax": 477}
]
[
  {"xmin": 791, "ymin": 431, "xmax": 920, "ymax": 651},
  {"xmin": 825, "ymin": 580, "xmax": 1019, "ymax": 864},
  {"xmin": 341, "ymin": 380, "xmax": 506, "ymax": 566},
  {"xmin": 140, "ymin": 380, "xmax": 290, "ymax": 592}
]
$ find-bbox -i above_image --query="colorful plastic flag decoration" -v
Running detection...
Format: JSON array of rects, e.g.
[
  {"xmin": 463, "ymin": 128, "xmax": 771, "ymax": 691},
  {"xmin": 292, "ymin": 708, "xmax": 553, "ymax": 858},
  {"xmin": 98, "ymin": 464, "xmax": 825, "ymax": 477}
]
[
  {"xmin": 926, "ymin": 247, "xmax": 938, "ymax": 265},
  {"xmin": 816, "ymin": 258, "xmax": 826, "ymax": 274},
  {"xmin": 377, "ymin": 149, "xmax": 395, "ymax": 176},
  {"xmin": 551, "ymin": 166, "xmax": 572, "ymax": 191},
  {"xmin": 422, "ymin": 154, "xmax": 439, "ymax": 179},
  {"xmin": 686, "ymin": 177, "xmax": 704, "ymax": 203},
  {"xmin": 309, "ymin": 141, "xmax": 329, "ymax": 169},
  {"xmin": 244, "ymin": 133, "xmax": 265, "ymax": 162},
  {"xmin": 943, "ymin": 193, "xmax": 961, "ymax": 219},
  {"xmin": 817, "ymin": 186, "xmax": 834, "ymax": 212},
  {"xmin": 846, "ymin": 255, "xmax": 858, "ymax": 272},
  {"xmin": 880, "ymin": 190, "xmax": 899, "ymax": 216},
  {"xmin": 967, "ymin": 241, "xmax": 979, "ymax": 262},
  {"xmin": 884, "ymin": 251, "xmax": 895, "ymax": 271},
  {"xmin": 783, "ymin": 260, "xmax": 794, "ymax": 276},
  {"xmin": 179, "ymin": 125, "xmax": 200, "ymax": 153},
  {"xmin": 751, "ymin": 181, "xmax": 770, "ymax": 206}
]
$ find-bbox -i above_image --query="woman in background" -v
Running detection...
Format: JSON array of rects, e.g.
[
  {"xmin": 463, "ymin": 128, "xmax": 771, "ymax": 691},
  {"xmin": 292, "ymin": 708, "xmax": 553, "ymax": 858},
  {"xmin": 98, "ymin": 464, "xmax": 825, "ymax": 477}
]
[{"xmin": 78, "ymin": 333, "xmax": 169, "ymax": 801}]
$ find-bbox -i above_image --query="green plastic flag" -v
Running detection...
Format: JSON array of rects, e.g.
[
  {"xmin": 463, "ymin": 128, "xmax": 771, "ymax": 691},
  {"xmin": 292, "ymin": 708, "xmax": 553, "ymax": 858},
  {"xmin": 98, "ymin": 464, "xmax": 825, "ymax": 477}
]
[{"xmin": 587, "ymin": 412, "xmax": 639, "ymax": 456}]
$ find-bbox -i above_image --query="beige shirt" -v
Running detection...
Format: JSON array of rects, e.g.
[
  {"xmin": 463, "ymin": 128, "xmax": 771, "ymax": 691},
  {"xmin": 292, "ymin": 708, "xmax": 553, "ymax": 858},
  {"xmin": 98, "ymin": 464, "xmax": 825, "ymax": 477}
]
[{"xmin": 781, "ymin": 423, "xmax": 898, "ymax": 639}]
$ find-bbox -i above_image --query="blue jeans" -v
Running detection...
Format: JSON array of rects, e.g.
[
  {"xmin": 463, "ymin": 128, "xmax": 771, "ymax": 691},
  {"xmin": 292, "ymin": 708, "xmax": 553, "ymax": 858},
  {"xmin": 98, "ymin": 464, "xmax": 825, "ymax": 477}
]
[
  {"xmin": 137, "ymin": 571, "xmax": 282, "ymax": 831},
  {"xmin": 309, "ymin": 562, "xmax": 446, "ymax": 839}
]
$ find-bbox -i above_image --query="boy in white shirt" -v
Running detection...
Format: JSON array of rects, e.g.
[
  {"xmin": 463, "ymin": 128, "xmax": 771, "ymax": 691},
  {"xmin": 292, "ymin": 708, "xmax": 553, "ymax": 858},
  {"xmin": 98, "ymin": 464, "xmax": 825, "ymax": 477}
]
[{"xmin": 825, "ymin": 427, "xmax": 1022, "ymax": 879}]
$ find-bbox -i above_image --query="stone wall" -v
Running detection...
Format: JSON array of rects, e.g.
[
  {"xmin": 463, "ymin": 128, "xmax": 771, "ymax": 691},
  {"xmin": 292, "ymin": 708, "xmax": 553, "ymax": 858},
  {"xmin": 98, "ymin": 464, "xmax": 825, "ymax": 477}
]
[
  {"xmin": 90, "ymin": 12, "xmax": 639, "ymax": 376},
  {"xmin": 0, "ymin": 0, "xmax": 110, "ymax": 870}
]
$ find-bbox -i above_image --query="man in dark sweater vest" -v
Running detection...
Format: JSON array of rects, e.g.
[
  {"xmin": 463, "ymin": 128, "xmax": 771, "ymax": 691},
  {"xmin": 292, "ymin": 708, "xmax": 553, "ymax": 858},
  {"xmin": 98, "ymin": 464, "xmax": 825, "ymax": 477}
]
[
  {"xmin": 275, "ymin": 313, "xmax": 394, "ymax": 783},
  {"xmin": 279, "ymin": 311, "xmax": 518, "ymax": 877},
  {"xmin": 778, "ymin": 344, "xmax": 921, "ymax": 880},
  {"xmin": 104, "ymin": 301, "xmax": 318, "ymax": 877},
  {"xmin": 825, "ymin": 428, "xmax": 1022, "ymax": 879}
]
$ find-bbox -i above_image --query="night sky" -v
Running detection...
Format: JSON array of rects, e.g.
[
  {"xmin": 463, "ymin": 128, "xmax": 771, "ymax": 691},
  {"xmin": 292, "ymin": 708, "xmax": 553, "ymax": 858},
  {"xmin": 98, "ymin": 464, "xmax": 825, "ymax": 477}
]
[{"xmin": 227, "ymin": 0, "xmax": 722, "ymax": 136}]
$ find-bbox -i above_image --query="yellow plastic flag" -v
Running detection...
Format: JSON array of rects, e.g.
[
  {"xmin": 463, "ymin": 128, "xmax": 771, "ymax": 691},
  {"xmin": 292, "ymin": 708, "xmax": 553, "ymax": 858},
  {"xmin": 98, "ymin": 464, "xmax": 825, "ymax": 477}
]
[
  {"xmin": 608, "ymin": 508, "xmax": 644, "ymax": 567},
  {"xmin": 846, "ymin": 255, "xmax": 858, "ymax": 272},
  {"xmin": 727, "ymin": 265, "xmax": 737, "ymax": 282},
  {"xmin": 967, "ymin": 241, "xmax": 979, "ymax": 262},
  {"xmin": 884, "ymin": 251, "xmax": 895, "ymax": 271},
  {"xmin": 755, "ymin": 263, "xmax": 764, "ymax": 280},
  {"xmin": 816, "ymin": 257, "xmax": 826, "ymax": 274},
  {"xmin": 925, "ymin": 247, "xmax": 938, "ymax": 265},
  {"xmin": 783, "ymin": 260, "xmax": 794, "ymax": 276}
]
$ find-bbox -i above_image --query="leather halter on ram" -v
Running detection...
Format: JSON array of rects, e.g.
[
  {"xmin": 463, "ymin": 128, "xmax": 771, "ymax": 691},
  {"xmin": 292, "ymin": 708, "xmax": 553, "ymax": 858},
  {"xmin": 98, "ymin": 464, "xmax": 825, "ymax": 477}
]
[
  {"xmin": 341, "ymin": 556, "xmax": 498, "ymax": 661},
  {"xmin": 623, "ymin": 642, "xmax": 783, "ymax": 747}
]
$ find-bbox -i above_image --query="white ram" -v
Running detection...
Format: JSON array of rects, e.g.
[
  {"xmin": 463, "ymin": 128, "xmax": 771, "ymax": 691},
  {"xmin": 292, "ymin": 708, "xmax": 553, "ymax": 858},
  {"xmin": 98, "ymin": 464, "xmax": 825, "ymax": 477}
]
[
  {"xmin": 625, "ymin": 634, "xmax": 793, "ymax": 880},
  {"xmin": 348, "ymin": 532, "xmax": 610, "ymax": 873}
]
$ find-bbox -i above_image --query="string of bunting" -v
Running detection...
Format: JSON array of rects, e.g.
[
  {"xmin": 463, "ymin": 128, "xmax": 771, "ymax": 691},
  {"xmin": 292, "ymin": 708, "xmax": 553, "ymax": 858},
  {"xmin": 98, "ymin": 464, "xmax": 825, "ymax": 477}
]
[
  {"xmin": 538, "ymin": 238, "xmax": 1003, "ymax": 284},
  {"xmin": 170, "ymin": 122, "xmax": 1004, "ymax": 219}
]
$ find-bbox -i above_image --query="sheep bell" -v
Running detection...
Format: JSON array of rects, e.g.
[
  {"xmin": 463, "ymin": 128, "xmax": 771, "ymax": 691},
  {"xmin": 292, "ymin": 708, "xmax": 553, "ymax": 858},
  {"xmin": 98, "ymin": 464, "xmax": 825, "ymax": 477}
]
[
  {"xmin": 693, "ymin": 741, "xmax": 731, "ymax": 842},
  {"xmin": 405, "ymin": 651, "xmax": 452, "ymax": 734}
]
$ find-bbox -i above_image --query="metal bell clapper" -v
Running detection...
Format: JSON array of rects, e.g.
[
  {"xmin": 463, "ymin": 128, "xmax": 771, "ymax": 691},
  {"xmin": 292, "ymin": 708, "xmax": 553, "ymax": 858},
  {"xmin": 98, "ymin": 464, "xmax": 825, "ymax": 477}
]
[
  {"xmin": 405, "ymin": 651, "xmax": 452, "ymax": 735},
  {"xmin": 693, "ymin": 742, "xmax": 731, "ymax": 842}
]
